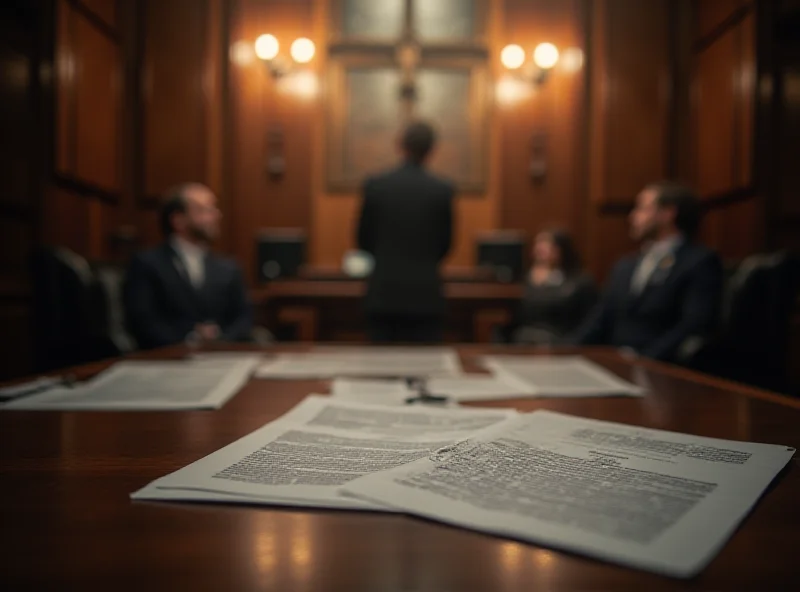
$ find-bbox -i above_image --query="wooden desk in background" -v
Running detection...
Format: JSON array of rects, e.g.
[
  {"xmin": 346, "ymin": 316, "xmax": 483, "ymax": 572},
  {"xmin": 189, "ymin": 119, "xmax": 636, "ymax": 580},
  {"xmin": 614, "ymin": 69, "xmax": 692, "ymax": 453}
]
[
  {"xmin": 251, "ymin": 276, "xmax": 523, "ymax": 343},
  {"xmin": 1, "ymin": 345, "xmax": 799, "ymax": 590}
]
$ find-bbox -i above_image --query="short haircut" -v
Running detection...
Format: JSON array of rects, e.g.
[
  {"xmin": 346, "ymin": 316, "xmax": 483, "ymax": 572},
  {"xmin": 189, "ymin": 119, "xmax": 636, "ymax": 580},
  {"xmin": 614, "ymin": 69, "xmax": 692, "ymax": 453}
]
[
  {"xmin": 647, "ymin": 181, "xmax": 703, "ymax": 239},
  {"xmin": 402, "ymin": 121, "xmax": 437, "ymax": 164},
  {"xmin": 159, "ymin": 184, "xmax": 191, "ymax": 237}
]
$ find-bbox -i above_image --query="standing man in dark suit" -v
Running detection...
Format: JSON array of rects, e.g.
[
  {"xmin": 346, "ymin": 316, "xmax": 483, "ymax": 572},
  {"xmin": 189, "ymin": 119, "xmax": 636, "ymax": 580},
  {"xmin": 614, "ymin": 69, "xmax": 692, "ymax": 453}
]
[
  {"xmin": 572, "ymin": 182, "xmax": 722, "ymax": 362},
  {"xmin": 356, "ymin": 121, "xmax": 455, "ymax": 343},
  {"xmin": 124, "ymin": 183, "xmax": 253, "ymax": 350}
]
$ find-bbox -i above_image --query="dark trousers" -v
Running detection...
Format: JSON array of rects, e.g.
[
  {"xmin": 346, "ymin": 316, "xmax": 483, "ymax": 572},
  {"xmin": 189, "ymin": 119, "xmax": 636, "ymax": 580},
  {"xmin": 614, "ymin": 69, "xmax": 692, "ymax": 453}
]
[{"xmin": 367, "ymin": 314, "xmax": 444, "ymax": 344}]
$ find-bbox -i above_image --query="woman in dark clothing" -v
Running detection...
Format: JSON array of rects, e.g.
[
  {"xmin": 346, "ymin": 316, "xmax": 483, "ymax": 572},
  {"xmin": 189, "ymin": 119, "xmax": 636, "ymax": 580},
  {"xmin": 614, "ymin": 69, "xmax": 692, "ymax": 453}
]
[{"xmin": 507, "ymin": 229, "xmax": 597, "ymax": 345}]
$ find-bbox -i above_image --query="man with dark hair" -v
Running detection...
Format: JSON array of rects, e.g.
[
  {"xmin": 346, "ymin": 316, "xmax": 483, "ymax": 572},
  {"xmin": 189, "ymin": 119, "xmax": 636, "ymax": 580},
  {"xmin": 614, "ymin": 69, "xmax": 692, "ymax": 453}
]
[
  {"xmin": 123, "ymin": 183, "xmax": 252, "ymax": 349},
  {"xmin": 572, "ymin": 181, "xmax": 722, "ymax": 362},
  {"xmin": 356, "ymin": 121, "xmax": 454, "ymax": 343}
]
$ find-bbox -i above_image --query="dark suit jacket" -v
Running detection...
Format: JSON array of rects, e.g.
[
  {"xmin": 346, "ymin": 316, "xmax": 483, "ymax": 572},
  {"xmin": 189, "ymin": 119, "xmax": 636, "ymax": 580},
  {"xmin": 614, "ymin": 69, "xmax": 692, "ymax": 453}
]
[
  {"xmin": 572, "ymin": 241, "xmax": 723, "ymax": 362},
  {"xmin": 123, "ymin": 243, "xmax": 253, "ymax": 350},
  {"xmin": 357, "ymin": 162, "xmax": 454, "ymax": 317}
]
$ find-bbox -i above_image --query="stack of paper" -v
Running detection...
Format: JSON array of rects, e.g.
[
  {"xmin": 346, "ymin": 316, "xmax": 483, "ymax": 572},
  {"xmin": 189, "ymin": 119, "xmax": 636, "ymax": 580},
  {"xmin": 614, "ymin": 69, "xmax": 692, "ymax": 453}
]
[
  {"xmin": 483, "ymin": 355, "xmax": 645, "ymax": 397},
  {"xmin": 3, "ymin": 356, "xmax": 262, "ymax": 411},
  {"xmin": 343, "ymin": 410, "xmax": 794, "ymax": 578},
  {"xmin": 255, "ymin": 348, "xmax": 463, "ymax": 379},
  {"xmin": 131, "ymin": 396, "xmax": 517, "ymax": 510}
]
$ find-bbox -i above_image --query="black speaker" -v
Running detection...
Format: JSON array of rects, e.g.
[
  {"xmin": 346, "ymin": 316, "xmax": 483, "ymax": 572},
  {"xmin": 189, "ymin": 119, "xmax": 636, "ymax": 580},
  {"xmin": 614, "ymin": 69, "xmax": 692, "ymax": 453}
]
[
  {"xmin": 476, "ymin": 232, "xmax": 527, "ymax": 283},
  {"xmin": 256, "ymin": 229, "xmax": 307, "ymax": 282}
]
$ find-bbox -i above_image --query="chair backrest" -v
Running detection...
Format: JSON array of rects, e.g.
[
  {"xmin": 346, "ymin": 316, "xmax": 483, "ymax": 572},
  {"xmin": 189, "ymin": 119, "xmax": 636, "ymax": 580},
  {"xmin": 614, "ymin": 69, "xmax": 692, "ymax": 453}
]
[
  {"xmin": 721, "ymin": 251, "xmax": 799, "ymax": 360},
  {"xmin": 92, "ymin": 262, "xmax": 137, "ymax": 354},
  {"xmin": 31, "ymin": 247, "xmax": 132, "ymax": 372}
]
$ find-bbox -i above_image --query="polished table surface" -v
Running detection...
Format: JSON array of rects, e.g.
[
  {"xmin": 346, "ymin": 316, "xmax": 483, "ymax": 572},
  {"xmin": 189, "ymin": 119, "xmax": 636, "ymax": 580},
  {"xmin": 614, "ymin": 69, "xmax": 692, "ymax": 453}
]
[{"xmin": 2, "ymin": 345, "xmax": 799, "ymax": 591}]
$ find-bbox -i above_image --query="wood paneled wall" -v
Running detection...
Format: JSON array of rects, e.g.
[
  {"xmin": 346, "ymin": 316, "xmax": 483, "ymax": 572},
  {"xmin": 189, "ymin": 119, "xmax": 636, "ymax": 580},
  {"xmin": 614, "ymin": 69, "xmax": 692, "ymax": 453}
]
[
  {"xmin": 0, "ymin": 1, "xmax": 48, "ymax": 379},
  {"xmin": 44, "ymin": 0, "xmax": 129, "ymax": 260},
  {"xmin": 689, "ymin": 0, "xmax": 764, "ymax": 258}
]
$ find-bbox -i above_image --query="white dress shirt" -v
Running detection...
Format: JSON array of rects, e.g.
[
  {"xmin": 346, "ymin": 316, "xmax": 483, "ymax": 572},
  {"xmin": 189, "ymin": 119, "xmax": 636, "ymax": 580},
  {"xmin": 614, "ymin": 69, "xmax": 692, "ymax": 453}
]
[
  {"xmin": 171, "ymin": 236, "xmax": 206, "ymax": 289},
  {"xmin": 630, "ymin": 235, "xmax": 682, "ymax": 295}
]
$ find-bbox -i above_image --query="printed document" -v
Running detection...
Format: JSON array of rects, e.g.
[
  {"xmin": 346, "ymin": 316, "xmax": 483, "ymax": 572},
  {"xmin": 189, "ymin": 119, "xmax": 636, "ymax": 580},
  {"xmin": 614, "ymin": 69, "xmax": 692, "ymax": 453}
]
[
  {"xmin": 3, "ymin": 357, "xmax": 261, "ymax": 411},
  {"xmin": 255, "ymin": 349, "xmax": 463, "ymax": 379},
  {"xmin": 483, "ymin": 356, "xmax": 644, "ymax": 397},
  {"xmin": 132, "ymin": 396, "xmax": 516, "ymax": 510},
  {"xmin": 343, "ymin": 410, "xmax": 794, "ymax": 578}
]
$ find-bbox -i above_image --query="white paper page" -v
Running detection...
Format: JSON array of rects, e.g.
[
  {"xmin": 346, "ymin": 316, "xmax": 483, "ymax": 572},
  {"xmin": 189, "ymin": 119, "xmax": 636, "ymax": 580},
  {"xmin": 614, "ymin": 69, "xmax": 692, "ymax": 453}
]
[
  {"xmin": 0, "ymin": 377, "xmax": 63, "ymax": 401},
  {"xmin": 426, "ymin": 375, "xmax": 537, "ymax": 401},
  {"xmin": 344, "ymin": 410, "xmax": 794, "ymax": 578},
  {"xmin": 3, "ymin": 358, "xmax": 260, "ymax": 411},
  {"xmin": 483, "ymin": 356, "xmax": 645, "ymax": 397},
  {"xmin": 132, "ymin": 396, "xmax": 517, "ymax": 510},
  {"xmin": 255, "ymin": 350, "xmax": 463, "ymax": 380}
]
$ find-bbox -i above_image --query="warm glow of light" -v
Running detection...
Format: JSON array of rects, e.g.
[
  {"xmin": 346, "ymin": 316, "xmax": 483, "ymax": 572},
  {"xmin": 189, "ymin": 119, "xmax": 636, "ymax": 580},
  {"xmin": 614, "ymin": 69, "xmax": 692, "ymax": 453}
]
[
  {"xmin": 500, "ymin": 44, "xmax": 525, "ymax": 70},
  {"xmin": 278, "ymin": 70, "xmax": 319, "ymax": 99},
  {"xmin": 560, "ymin": 47, "xmax": 584, "ymax": 73},
  {"xmin": 230, "ymin": 40, "xmax": 255, "ymax": 66},
  {"xmin": 290, "ymin": 38, "xmax": 315, "ymax": 64},
  {"xmin": 255, "ymin": 34, "xmax": 279, "ymax": 61},
  {"xmin": 496, "ymin": 74, "xmax": 533, "ymax": 106},
  {"xmin": 533, "ymin": 42, "xmax": 560, "ymax": 69}
]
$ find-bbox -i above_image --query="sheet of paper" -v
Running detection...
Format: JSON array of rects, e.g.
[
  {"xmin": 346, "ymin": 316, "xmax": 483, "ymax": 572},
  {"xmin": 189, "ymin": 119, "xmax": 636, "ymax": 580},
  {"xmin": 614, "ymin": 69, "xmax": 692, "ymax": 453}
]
[
  {"xmin": 426, "ymin": 375, "xmax": 536, "ymax": 401},
  {"xmin": 132, "ymin": 395, "xmax": 517, "ymax": 510},
  {"xmin": 343, "ymin": 410, "xmax": 794, "ymax": 578},
  {"xmin": 483, "ymin": 356, "xmax": 645, "ymax": 397},
  {"xmin": 255, "ymin": 349, "xmax": 463, "ymax": 380},
  {"xmin": 3, "ymin": 357, "xmax": 260, "ymax": 411},
  {"xmin": 0, "ymin": 377, "xmax": 63, "ymax": 401}
]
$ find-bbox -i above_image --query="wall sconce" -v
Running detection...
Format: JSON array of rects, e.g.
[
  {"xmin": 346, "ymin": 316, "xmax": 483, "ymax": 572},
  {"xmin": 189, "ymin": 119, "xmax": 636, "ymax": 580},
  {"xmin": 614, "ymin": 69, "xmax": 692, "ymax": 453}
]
[
  {"xmin": 500, "ymin": 42, "xmax": 560, "ymax": 86},
  {"xmin": 254, "ymin": 34, "xmax": 316, "ymax": 78}
]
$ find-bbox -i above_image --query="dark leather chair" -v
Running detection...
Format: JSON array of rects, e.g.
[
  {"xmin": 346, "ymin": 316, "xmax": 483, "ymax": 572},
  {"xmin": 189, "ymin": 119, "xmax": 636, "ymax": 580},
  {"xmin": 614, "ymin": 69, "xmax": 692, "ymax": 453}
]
[
  {"xmin": 684, "ymin": 251, "xmax": 800, "ymax": 393},
  {"xmin": 31, "ymin": 247, "xmax": 131, "ymax": 372}
]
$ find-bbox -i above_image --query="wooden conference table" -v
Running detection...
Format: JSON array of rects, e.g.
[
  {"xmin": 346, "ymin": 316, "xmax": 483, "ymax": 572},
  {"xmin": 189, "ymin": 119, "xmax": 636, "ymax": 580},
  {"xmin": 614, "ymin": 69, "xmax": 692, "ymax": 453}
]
[{"xmin": 1, "ymin": 345, "xmax": 799, "ymax": 591}]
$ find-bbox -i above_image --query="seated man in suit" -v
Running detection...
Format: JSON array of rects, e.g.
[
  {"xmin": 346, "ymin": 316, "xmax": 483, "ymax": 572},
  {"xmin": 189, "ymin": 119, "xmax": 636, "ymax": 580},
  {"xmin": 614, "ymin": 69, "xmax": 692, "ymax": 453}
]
[
  {"xmin": 572, "ymin": 181, "xmax": 722, "ymax": 362},
  {"xmin": 356, "ymin": 121, "xmax": 454, "ymax": 343},
  {"xmin": 124, "ymin": 183, "xmax": 252, "ymax": 350}
]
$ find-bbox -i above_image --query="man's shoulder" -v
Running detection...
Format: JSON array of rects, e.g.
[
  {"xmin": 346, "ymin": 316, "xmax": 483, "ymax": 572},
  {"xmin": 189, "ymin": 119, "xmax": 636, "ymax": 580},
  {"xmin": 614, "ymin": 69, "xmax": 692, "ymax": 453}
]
[
  {"xmin": 131, "ymin": 245, "xmax": 168, "ymax": 267},
  {"xmin": 208, "ymin": 252, "xmax": 244, "ymax": 276},
  {"xmin": 680, "ymin": 243, "xmax": 721, "ymax": 268}
]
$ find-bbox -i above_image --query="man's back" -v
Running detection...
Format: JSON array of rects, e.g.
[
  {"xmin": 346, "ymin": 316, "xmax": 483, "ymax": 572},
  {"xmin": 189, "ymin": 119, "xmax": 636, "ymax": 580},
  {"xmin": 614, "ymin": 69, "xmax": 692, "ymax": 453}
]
[{"xmin": 357, "ymin": 163, "xmax": 454, "ymax": 318}]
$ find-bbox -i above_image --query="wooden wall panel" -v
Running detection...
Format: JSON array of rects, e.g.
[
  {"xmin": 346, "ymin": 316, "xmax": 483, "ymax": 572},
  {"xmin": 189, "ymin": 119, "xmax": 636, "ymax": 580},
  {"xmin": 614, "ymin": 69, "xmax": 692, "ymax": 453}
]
[
  {"xmin": 778, "ymin": 64, "xmax": 800, "ymax": 217},
  {"xmin": 701, "ymin": 196, "xmax": 764, "ymax": 260},
  {"xmin": 694, "ymin": 29, "xmax": 737, "ymax": 197},
  {"xmin": 499, "ymin": 0, "xmax": 586, "ymax": 250},
  {"xmin": 229, "ymin": 0, "xmax": 315, "ymax": 283},
  {"xmin": 78, "ymin": 0, "xmax": 116, "ymax": 28},
  {"xmin": 693, "ymin": 12, "xmax": 756, "ymax": 199},
  {"xmin": 142, "ymin": 0, "xmax": 209, "ymax": 198},
  {"xmin": 694, "ymin": 0, "xmax": 748, "ymax": 41},
  {"xmin": 0, "ymin": 0, "xmax": 46, "ymax": 380},
  {"xmin": 74, "ymin": 13, "xmax": 120, "ymax": 192},
  {"xmin": 590, "ymin": 0, "xmax": 671, "ymax": 205}
]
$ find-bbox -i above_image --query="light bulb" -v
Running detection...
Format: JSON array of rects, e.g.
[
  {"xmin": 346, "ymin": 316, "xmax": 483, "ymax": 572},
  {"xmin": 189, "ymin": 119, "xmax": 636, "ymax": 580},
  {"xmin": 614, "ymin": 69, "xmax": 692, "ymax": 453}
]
[
  {"xmin": 290, "ymin": 38, "xmax": 315, "ymax": 64},
  {"xmin": 533, "ymin": 43, "xmax": 559, "ymax": 69},
  {"xmin": 500, "ymin": 44, "xmax": 525, "ymax": 70},
  {"xmin": 254, "ymin": 34, "xmax": 279, "ymax": 61}
]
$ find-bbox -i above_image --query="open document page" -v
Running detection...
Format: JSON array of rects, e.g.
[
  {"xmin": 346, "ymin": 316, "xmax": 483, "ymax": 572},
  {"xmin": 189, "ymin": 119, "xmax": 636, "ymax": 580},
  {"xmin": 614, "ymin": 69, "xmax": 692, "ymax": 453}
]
[
  {"xmin": 483, "ymin": 356, "xmax": 645, "ymax": 397},
  {"xmin": 3, "ymin": 356, "xmax": 262, "ymax": 411},
  {"xmin": 255, "ymin": 349, "xmax": 463, "ymax": 379},
  {"xmin": 343, "ymin": 410, "xmax": 794, "ymax": 578},
  {"xmin": 132, "ymin": 396, "xmax": 517, "ymax": 511}
]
